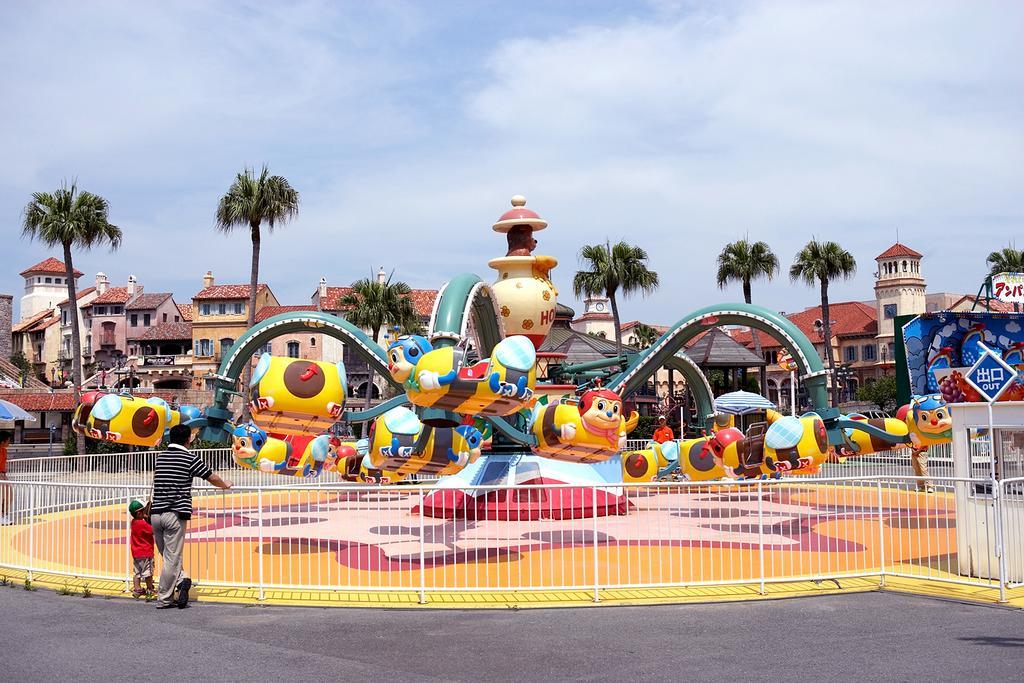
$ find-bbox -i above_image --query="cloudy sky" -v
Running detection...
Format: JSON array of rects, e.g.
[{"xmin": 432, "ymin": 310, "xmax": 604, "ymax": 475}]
[{"xmin": 2, "ymin": 0, "xmax": 1021, "ymax": 324}]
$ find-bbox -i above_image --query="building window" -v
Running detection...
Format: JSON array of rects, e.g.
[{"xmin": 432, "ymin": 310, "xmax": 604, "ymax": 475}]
[
  {"xmin": 310, "ymin": 337, "xmax": 316, "ymax": 347},
  {"xmin": 143, "ymin": 313, "xmax": 151, "ymax": 326},
  {"xmin": 198, "ymin": 339, "xmax": 213, "ymax": 356},
  {"xmin": 220, "ymin": 338, "xmax": 234, "ymax": 357},
  {"xmin": 258, "ymin": 342, "xmax": 272, "ymax": 355},
  {"xmin": 200, "ymin": 303, "xmax": 211, "ymax": 316},
  {"xmin": 218, "ymin": 303, "xmax": 227, "ymax": 315},
  {"xmin": 287, "ymin": 341, "xmax": 300, "ymax": 358},
  {"xmin": 174, "ymin": 315, "xmax": 180, "ymax": 322},
  {"xmin": 61, "ymin": 309, "xmax": 69, "ymax": 325},
  {"xmin": 233, "ymin": 302, "xmax": 244, "ymax": 315},
  {"xmin": 162, "ymin": 313, "xmax": 168, "ymax": 323},
  {"xmin": 112, "ymin": 306, "xmax": 122, "ymax": 314},
  {"xmin": 844, "ymin": 346, "xmax": 857, "ymax": 362},
  {"xmin": 863, "ymin": 344, "xmax": 876, "ymax": 361},
  {"xmin": 94, "ymin": 306, "xmax": 106, "ymax": 315},
  {"xmin": 883, "ymin": 304, "xmax": 897, "ymax": 319},
  {"xmin": 130, "ymin": 313, "xmax": 138, "ymax": 327},
  {"xmin": 45, "ymin": 277, "xmax": 52, "ymax": 284}
]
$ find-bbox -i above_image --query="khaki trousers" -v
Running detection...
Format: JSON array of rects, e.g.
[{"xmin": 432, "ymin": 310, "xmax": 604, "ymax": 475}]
[
  {"xmin": 152, "ymin": 511, "xmax": 189, "ymax": 605},
  {"xmin": 910, "ymin": 449, "xmax": 932, "ymax": 491}
]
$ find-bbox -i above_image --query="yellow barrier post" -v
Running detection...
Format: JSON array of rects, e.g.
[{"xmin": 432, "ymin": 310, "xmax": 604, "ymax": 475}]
[{"xmin": 27, "ymin": 484, "xmax": 34, "ymax": 583}]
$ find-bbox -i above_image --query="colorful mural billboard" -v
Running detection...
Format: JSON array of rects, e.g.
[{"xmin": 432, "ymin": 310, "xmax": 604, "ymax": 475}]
[{"xmin": 902, "ymin": 311, "xmax": 1024, "ymax": 403}]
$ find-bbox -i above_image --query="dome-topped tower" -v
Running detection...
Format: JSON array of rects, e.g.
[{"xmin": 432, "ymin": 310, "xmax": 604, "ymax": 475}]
[
  {"xmin": 488, "ymin": 195, "xmax": 558, "ymax": 348},
  {"xmin": 874, "ymin": 242, "xmax": 925, "ymax": 351}
]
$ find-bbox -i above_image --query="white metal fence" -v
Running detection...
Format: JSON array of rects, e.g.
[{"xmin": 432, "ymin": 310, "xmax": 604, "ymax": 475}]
[{"xmin": 1, "ymin": 474, "xmax": 1020, "ymax": 602}]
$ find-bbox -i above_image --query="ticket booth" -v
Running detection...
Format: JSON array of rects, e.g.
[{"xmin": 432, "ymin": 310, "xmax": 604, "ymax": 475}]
[{"xmin": 951, "ymin": 401, "xmax": 1024, "ymax": 582}]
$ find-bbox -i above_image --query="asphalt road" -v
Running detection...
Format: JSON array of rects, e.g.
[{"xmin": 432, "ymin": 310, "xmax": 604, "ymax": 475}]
[{"xmin": 0, "ymin": 588, "xmax": 1021, "ymax": 682}]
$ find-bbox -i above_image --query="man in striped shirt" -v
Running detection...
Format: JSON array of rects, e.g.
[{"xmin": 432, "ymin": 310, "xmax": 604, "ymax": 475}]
[{"xmin": 151, "ymin": 424, "xmax": 232, "ymax": 609}]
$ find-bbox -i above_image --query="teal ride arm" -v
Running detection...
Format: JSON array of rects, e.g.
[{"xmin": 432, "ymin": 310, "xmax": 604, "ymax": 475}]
[
  {"xmin": 836, "ymin": 419, "xmax": 910, "ymax": 445},
  {"xmin": 429, "ymin": 273, "xmax": 504, "ymax": 351}
]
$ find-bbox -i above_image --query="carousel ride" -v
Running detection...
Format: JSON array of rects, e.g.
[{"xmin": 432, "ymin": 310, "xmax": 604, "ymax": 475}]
[{"xmin": 72, "ymin": 195, "xmax": 952, "ymax": 519}]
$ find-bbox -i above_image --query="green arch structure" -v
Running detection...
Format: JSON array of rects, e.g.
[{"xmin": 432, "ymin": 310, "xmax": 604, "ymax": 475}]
[
  {"xmin": 606, "ymin": 302, "xmax": 834, "ymax": 429},
  {"xmin": 201, "ymin": 310, "xmax": 404, "ymax": 442},
  {"xmin": 428, "ymin": 273, "xmax": 504, "ymax": 351}
]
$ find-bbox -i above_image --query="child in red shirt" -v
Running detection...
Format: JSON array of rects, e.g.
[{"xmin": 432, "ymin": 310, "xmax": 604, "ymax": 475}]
[{"xmin": 129, "ymin": 500, "xmax": 155, "ymax": 600}]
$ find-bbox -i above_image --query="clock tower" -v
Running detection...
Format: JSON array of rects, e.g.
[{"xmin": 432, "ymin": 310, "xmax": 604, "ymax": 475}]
[{"xmin": 572, "ymin": 295, "xmax": 615, "ymax": 338}]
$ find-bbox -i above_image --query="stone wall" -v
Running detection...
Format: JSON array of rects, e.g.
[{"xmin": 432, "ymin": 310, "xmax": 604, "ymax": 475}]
[{"xmin": 0, "ymin": 294, "xmax": 12, "ymax": 359}]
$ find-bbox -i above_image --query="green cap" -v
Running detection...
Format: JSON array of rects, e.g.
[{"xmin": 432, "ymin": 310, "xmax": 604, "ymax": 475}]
[{"xmin": 128, "ymin": 499, "xmax": 145, "ymax": 514}]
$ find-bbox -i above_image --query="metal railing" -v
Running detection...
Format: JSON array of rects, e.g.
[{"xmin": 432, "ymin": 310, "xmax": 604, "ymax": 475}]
[{"xmin": 1, "ymin": 474, "xmax": 1020, "ymax": 602}]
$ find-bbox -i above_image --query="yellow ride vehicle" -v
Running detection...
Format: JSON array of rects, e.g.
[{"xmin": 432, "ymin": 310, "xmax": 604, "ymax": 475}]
[
  {"xmin": 249, "ymin": 354, "xmax": 347, "ymax": 436},
  {"xmin": 230, "ymin": 422, "xmax": 341, "ymax": 478},
  {"xmin": 367, "ymin": 407, "xmax": 484, "ymax": 478},
  {"xmin": 531, "ymin": 388, "xmax": 639, "ymax": 463},
  {"xmin": 387, "ymin": 335, "xmax": 537, "ymax": 418},
  {"xmin": 75, "ymin": 393, "xmax": 172, "ymax": 448}
]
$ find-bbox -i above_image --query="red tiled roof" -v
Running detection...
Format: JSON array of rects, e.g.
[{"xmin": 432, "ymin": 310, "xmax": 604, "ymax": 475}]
[
  {"xmin": 11, "ymin": 310, "xmax": 55, "ymax": 334},
  {"xmin": 177, "ymin": 304, "xmax": 193, "ymax": 322},
  {"xmin": 0, "ymin": 392, "xmax": 78, "ymax": 411},
  {"xmin": 138, "ymin": 322, "xmax": 192, "ymax": 341},
  {"xmin": 91, "ymin": 287, "xmax": 133, "ymax": 305},
  {"xmin": 621, "ymin": 320, "xmax": 669, "ymax": 334},
  {"xmin": 950, "ymin": 295, "xmax": 1018, "ymax": 314},
  {"xmin": 20, "ymin": 257, "xmax": 83, "ymax": 277},
  {"xmin": 256, "ymin": 305, "xmax": 319, "ymax": 323},
  {"xmin": 0, "ymin": 390, "xmax": 182, "ymax": 412},
  {"xmin": 57, "ymin": 286, "xmax": 97, "ymax": 308},
  {"xmin": 126, "ymin": 293, "xmax": 172, "ymax": 310},
  {"xmin": 876, "ymin": 243, "xmax": 922, "ymax": 260},
  {"xmin": 319, "ymin": 287, "xmax": 438, "ymax": 317},
  {"xmin": 194, "ymin": 284, "xmax": 269, "ymax": 301},
  {"xmin": 733, "ymin": 301, "xmax": 878, "ymax": 350}
]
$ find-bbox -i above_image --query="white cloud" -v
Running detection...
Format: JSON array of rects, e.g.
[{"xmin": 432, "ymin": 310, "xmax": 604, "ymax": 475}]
[{"xmin": 3, "ymin": 1, "xmax": 1022, "ymax": 327}]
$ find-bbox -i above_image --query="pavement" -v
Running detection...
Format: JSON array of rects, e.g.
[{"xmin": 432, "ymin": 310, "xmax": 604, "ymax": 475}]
[{"xmin": 0, "ymin": 587, "xmax": 1021, "ymax": 682}]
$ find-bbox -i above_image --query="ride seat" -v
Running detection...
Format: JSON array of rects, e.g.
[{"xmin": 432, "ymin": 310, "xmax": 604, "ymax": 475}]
[
  {"xmin": 457, "ymin": 359, "xmax": 490, "ymax": 381},
  {"xmin": 740, "ymin": 422, "xmax": 767, "ymax": 467}
]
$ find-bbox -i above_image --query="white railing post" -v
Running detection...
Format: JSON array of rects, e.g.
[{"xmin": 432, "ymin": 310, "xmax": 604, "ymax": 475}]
[
  {"xmin": 257, "ymin": 487, "xmax": 265, "ymax": 601},
  {"xmin": 994, "ymin": 477, "xmax": 1007, "ymax": 603},
  {"xmin": 592, "ymin": 485, "xmax": 600, "ymax": 603},
  {"xmin": 418, "ymin": 488, "xmax": 426, "ymax": 604},
  {"xmin": 124, "ymin": 487, "xmax": 133, "ymax": 592},
  {"xmin": 876, "ymin": 480, "xmax": 886, "ymax": 587},
  {"xmin": 757, "ymin": 481, "xmax": 765, "ymax": 595},
  {"xmin": 26, "ymin": 484, "xmax": 35, "ymax": 583}
]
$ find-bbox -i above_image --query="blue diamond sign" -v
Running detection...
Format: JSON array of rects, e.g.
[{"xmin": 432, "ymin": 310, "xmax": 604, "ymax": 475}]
[{"xmin": 964, "ymin": 345, "xmax": 1017, "ymax": 403}]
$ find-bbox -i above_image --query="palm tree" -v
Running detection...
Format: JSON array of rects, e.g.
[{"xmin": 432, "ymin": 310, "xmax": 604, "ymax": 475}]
[
  {"xmin": 215, "ymin": 166, "xmax": 300, "ymax": 330},
  {"xmin": 573, "ymin": 241, "xmax": 660, "ymax": 357},
  {"xmin": 631, "ymin": 323, "xmax": 661, "ymax": 349},
  {"xmin": 22, "ymin": 181, "xmax": 122, "ymax": 454},
  {"xmin": 717, "ymin": 239, "xmax": 779, "ymax": 393},
  {"xmin": 986, "ymin": 245, "xmax": 1024, "ymax": 276},
  {"xmin": 790, "ymin": 240, "xmax": 857, "ymax": 407},
  {"xmin": 986, "ymin": 245, "xmax": 1024, "ymax": 311},
  {"xmin": 339, "ymin": 274, "xmax": 420, "ymax": 409}
]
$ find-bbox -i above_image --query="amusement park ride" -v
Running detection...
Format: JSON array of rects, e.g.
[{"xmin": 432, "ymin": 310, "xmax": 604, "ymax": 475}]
[{"xmin": 71, "ymin": 195, "xmax": 965, "ymax": 519}]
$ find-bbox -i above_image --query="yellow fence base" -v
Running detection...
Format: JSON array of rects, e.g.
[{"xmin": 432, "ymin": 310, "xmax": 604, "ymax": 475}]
[{"xmin": 2, "ymin": 568, "xmax": 1021, "ymax": 610}]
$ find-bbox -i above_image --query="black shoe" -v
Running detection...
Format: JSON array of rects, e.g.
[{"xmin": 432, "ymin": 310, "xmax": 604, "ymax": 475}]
[
  {"xmin": 176, "ymin": 578, "xmax": 192, "ymax": 608},
  {"xmin": 177, "ymin": 602, "xmax": 190, "ymax": 609},
  {"xmin": 155, "ymin": 603, "xmax": 177, "ymax": 610}
]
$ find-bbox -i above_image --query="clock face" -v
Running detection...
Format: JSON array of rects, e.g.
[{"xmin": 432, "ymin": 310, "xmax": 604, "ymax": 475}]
[{"xmin": 596, "ymin": 302, "xmax": 605, "ymax": 312}]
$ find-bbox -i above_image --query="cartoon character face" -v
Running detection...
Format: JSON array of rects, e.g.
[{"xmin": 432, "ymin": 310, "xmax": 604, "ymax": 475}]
[
  {"xmin": 706, "ymin": 427, "xmax": 744, "ymax": 466},
  {"xmin": 387, "ymin": 335, "xmax": 433, "ymax": 382},
  {"xmin": 454, "ymin": 425, "xmax": 484, "ymax": 457},
  {"xmin": 231, "ymin": 423, "xmax": 268, "ymax": 462},
  {"xmin": 578, "ymin": 388, "xmax": 624, "ymax": 429},
  {"xmin": 911, "ymin": 395, "xmax": 951, "ymax": 436}
]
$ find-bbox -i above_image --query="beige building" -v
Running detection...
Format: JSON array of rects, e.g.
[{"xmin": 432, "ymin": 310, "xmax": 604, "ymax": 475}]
[{"xmin": 190, "ymin": 271, "xmax": 279, "ymax": 387}]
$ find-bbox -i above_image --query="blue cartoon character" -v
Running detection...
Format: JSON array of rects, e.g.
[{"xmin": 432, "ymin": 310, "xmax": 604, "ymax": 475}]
[
  {"xmin": 448, "ymin": 424, "xmax": 483, "ymax": 466},
  {"xmin": 386, "ymin": 335, "xmax": 434, "ymax": 391}
]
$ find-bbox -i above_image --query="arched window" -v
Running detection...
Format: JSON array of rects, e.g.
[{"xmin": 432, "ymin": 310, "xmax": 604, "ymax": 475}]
[
  {"xmin": 902, "ymin": 260, "xmax": 908, "ymax": 272},
  {"xmin": 287, "ymin": 341, "xmax": 300, "ymax": 358},
  {"xmin": 310, "ymin": 337, "xmax": 316, "ymax": 347},
  {"xmin": 219, "ymin": 338, "xmax": 234, "ymax": 357}
]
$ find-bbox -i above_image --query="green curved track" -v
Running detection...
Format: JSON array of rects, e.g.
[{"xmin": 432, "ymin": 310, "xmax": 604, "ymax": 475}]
[{"xmin": 202, "ymin": 311, "xmax": 400, "ymax": 441}]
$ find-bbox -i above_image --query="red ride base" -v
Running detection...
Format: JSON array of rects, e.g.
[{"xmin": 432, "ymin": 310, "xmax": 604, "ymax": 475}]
[{"xmin": 414, "ymin": 478, "xmax": 631, "ymax": 520}]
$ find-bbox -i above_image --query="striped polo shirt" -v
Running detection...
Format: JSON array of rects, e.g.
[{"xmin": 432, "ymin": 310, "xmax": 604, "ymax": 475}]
[{"xmin": 151, "ymin": 444, "xmax": 213, "ymax": 519}]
